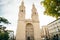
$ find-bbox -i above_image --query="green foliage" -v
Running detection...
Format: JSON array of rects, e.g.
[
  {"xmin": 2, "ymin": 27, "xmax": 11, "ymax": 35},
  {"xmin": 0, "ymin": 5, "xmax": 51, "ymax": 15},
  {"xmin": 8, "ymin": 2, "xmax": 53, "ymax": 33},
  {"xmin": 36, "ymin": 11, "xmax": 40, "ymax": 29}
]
[
  {"xmin": 41, "ymin": 0, "xmax": 60, "ymax": 19},
  {"xmin": 0, "ymin": 17, "xmax": 10, "ymax": 40},
  {"xmin": 0, "ymin": 17, "xmax": 10, "ymax": 24},
  {"xmin": 0, "ymin": 31, "xmax": 9, "ymax": 40}
]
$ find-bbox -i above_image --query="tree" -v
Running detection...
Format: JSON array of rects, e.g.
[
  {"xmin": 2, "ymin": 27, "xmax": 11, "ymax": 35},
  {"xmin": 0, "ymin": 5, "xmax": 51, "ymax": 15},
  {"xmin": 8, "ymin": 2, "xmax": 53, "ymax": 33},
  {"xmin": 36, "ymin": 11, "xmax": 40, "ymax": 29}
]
[
  {"xmin": 4, "ymin": 31, "xmax": 9, "ymax": 40},
  {"xmin": 41, "ymin": 0, "xmax": 60, "ymax": 19},
  {"xmin": 0, "ymin": 17, "xmax": 10, "ymax": 24},
  {"xmin": 0, "ymin": 17, "xmax": 10, "ymax": 40},
  {"xmin": 0, "ymin": 30, "xmax": 9, "ymax": 40}
]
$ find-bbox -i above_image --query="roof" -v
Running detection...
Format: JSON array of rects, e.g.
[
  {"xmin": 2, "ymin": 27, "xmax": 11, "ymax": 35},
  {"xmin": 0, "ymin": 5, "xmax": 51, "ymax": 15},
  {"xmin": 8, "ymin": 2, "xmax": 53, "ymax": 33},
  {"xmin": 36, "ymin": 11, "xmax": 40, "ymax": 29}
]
[{"xmin": 48, "ymin": 18, "xmax": 60, "ymax": 25}]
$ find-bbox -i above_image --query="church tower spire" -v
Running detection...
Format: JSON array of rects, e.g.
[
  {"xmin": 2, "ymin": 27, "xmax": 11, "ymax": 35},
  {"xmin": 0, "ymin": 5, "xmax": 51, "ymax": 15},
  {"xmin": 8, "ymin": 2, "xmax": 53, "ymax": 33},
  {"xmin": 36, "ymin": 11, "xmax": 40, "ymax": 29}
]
[
  {"xmin": 16, "ymin": 2, "xmax": 41, "ymax": 40},
  {"xmin": 31, "ymin": 4, "xmax": 39, "ymax": 22},
  {"xmin": 18, "ymin": 1, "xmax": 25, "ymax": 21}
]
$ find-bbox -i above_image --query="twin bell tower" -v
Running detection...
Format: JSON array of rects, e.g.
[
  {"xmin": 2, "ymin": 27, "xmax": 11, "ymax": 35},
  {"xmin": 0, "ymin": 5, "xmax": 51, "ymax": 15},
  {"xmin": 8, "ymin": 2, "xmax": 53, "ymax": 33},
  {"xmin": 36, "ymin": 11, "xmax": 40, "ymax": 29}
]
[{"xmin": 16, "ymin": 1, "xmax": 41, "ymax": 40}]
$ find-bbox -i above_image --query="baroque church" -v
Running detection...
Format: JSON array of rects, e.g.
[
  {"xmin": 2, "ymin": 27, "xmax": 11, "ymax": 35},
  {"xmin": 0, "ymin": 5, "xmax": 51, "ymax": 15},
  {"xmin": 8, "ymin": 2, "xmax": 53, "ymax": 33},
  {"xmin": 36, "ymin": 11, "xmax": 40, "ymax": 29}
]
[{"xmin": 16, "ymin": 1, "xmax": 41, "ymax": 40}]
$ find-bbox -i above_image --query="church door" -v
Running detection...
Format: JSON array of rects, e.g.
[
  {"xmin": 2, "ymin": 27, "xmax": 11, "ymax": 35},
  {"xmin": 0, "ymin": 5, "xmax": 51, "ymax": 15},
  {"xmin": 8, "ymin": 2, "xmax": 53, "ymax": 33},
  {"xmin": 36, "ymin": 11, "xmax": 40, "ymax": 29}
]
[
  {"xmin": 27, "ymin": 36, "xmax": 30, "ymax": 40},
  {"xmin": 26, "ymin": 23, "xmax": 34, "ymax": 40}
]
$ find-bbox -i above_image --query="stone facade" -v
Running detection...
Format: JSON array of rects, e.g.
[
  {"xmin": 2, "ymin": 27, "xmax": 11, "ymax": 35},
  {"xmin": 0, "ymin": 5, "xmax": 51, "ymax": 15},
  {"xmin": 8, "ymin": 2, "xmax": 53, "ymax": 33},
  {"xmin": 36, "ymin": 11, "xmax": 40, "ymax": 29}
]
[
  {"xmin": 47, "ymin": 18, "xmax": 60, "ymax": 37},
  {"xmin": 42, "ymin": 26, "xmax": 49, "ymax": 37},
  {"xmin": 16, "ymin": 1, "xmax": 41, "ymax": 40}
]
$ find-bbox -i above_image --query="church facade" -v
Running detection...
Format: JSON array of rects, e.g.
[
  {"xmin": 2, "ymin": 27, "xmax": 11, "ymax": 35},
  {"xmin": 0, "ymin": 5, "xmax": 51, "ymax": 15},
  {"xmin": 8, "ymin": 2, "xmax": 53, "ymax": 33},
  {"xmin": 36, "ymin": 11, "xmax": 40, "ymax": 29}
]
[{"xmin": 16, "ymin": 1, "xmax": 41, "ymax": 40}]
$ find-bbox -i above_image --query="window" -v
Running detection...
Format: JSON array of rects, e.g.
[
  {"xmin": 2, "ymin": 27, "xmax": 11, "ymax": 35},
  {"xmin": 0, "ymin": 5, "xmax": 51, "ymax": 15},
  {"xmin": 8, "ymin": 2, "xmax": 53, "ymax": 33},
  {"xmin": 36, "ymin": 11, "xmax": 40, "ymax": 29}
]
[
  {"xmin": 35, "ymin": 12, "xmax": 36, "ymax": 14},
  {"xmin": 21, "ymin": 10, "xmax": 23, "ymax": 12},
  {"xmin": 59, "ymin": 21, "xmax": 60, "ymax": 23}
]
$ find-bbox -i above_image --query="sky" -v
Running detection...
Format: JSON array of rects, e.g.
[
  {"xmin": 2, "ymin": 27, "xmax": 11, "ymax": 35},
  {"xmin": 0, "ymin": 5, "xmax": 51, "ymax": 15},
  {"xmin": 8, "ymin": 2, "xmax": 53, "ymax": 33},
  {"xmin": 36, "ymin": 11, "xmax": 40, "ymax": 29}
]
[{"xmin": 0, "ymin": 0, "xmax": 56, "ymax": 35}]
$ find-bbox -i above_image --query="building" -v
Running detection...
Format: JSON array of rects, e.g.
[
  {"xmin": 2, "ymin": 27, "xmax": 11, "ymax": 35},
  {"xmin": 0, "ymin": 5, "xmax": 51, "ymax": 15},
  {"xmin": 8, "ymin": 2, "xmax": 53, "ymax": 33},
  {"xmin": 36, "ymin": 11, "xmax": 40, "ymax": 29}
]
[
  {"xmin": 16, "ymin": 1, "xmax": 41, "ymax": 40},
  {"xmin": 42, "ymin": 26, "xmax": 49, "ymax": 37},
  {"xmin": 40, "ymin": 26, "xmax": 49, "ymax": 40},
  {"xmin": 47, "ymin": 18, "xmax": 60, "ymax": 38},
  {"xmin": 7, "ymin": 30, "xmax": 14, "ymax": 40},
  {"xmin": 40, "ymin": 28, "xmax": 44, "ymax": 40}
]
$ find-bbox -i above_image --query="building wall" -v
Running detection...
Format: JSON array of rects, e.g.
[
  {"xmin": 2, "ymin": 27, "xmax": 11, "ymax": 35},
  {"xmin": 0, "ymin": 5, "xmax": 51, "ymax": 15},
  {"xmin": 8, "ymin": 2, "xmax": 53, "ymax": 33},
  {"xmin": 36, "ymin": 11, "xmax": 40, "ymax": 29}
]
[
  {"xmin": 41, "ymin": 26, "xmax": 49, "ymax": 38},
  {"xmin": 16, "ymin": 1, "xmax": 41, "ymax": 40},
  {"xmin": 47, "ymin": 18, "xmax": 60, "ymax": 37},
  {"xmin": 16, "ymin": 20, "xmax": 41, "ymax": 40}
]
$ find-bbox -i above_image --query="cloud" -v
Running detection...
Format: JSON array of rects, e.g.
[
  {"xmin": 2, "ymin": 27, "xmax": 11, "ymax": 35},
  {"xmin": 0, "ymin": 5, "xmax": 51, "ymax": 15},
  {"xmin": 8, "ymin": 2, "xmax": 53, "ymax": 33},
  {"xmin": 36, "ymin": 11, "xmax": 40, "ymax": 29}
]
[
  {"xmin": 0, "ymin": 7, "xmax": 5, "ymax": 16},
  {"xmin": 0, "ymin": 0, "xmax": 15, "ymax": 6},
  {"xmin": 0, "ymin": 0, "xmax": 56, "ymax": 35}
]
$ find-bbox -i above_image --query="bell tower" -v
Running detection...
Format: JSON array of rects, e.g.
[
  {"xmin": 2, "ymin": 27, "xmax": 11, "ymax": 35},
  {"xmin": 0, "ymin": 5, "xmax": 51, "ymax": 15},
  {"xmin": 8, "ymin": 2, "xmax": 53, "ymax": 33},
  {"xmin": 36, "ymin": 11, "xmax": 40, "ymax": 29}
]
[
  {"xmin": 31, "ymin": 4, "xmax": 41, "ymax": 40},
  {"xmin": 16, "ymin": 1, "xmax": 41, "ymax": 40},
  {"xmin": 19, "ymin": 1, "xmax": 25, "ymax": 21},
  {"xmin": 16, "ymin": 1, "xmax": 26, "ymax": 40},
  {"xmin": 31, "ymin": 4, "xmax": 39, "ymax": 22}
]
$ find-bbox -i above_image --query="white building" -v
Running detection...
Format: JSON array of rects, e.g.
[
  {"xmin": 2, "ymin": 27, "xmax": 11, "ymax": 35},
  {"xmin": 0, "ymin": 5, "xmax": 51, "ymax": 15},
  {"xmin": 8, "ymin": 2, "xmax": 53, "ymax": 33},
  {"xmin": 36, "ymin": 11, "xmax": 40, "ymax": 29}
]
[
  {"xmin": 47, "ymin": 18, "xmax": 60, "ymax": 37},
  {"xmin": 40, "ymin": 26, "xmax": 49, "ymax": 40},
  {"xmin": 42, "ymin": 26, "xmax": 49, "ymax": 37}
]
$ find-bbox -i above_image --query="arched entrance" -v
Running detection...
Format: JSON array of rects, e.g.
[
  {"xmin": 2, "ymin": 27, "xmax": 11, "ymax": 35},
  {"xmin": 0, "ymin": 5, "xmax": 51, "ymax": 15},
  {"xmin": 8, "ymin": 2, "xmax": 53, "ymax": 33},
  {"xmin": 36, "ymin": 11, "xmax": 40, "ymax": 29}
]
[{"xmin": 26, "ymin": 23, "xmax": 34, "ymax": 40}]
